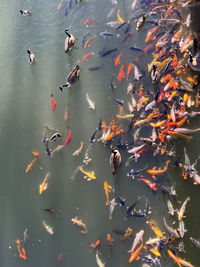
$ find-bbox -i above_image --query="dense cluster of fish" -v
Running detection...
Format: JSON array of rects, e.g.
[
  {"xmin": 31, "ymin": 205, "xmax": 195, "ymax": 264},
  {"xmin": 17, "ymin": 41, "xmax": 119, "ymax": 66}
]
[{"xmin": 11, "ymin": 0, "xmax": 200, "ymax": 266}]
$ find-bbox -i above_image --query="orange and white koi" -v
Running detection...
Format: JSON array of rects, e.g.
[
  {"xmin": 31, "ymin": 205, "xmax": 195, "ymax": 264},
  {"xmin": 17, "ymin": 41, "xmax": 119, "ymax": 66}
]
[
  {"xmin": 148, "ymin": 220, "xmax": 163, "ymax": 238},
  {"xmin": 39, "ymin": 172, "xmax": 50, "ymax": 195},
  {"xmin": 104, "ymin": 181, "xmax": 112, "ymax": 205},
  {"xmin": 129, "ymin": 240, "xmax": 143, "ymax": 263},
  {"xmin": 147, "ymin": 160, "xmax": 170, "ymax": 179},
  {"xmin": 168, "ymin": 249, "xmax": 183, "ymax": 267},
  {"xmin": 15, "ymin": 239, "xmax": 27, "ymax": 260},
  {"xmin": 71, "ymin": 217, "xmax": 87, "ymax": 230}
]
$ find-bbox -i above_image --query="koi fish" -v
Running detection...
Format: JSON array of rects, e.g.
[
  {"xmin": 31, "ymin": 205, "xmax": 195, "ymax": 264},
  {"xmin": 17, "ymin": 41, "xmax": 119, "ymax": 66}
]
[
  {"xmin": 44, "ymin": 208, "xmax": 55, "ymax": 214},
  {"xmin": 51, "ymin": 145, "xmax": 64, "ymax": 157},
  {"xmin": 73, "ymin": 141, "xmax": 84, "ymax": 156},
  {"xmin": 126, "ymin": 63, "xmax": 133, "ymax": 80},
  {"xmin": 117, "ymin": 9, "xmax": 124, "ymax": 24},
  {"xmin": 81, "ymin": 52, "xmax": 94, "ymax": 62},
  {"xmin": 109, "ymin": 198, "xmax": 117, "ymax": 219},
  {"xmin": 148, "ymin": 220, "xmax": 163, "ymax": 238},
  {"xmin": 50, "ymin": 94, "xmax": 56, "ymax": 111},
  {"xmin": 96, "ymin": 251, "xmax": 105, "ymax": 267},
  {"xmin": 25, "ymin": 157, "xmax": 37, "ymax": 173},
  {"xmin": 147, "ymin": 160, "xmax": 170, "ymax": 179},
  {"xmin": 163, "ymin": 217, "xmax": 180, "ymax": 238},
  {"xmin": 114, "ymin": 53, "xmax": 122, "ymax": 66},
  {"xmin": 133, "ymin": 64, "xmax": 142, "ymax": 80},
  {"xmin": 150, "ymin": 246, "xmax": 161, "ymax": 257},
  {"xmin": 42, "ymin": 220, "xmax": 54, "ymax": 235},
  {"xmin": 139, "ymin": 178, "xmax": 157, "ymax": 191},
  {"xmin": 71, "ymin": 217, "xmax": 87, "ymax": 230},
  {"xmin": 65, "ymin": 127, "xmax": 71, "ymax": 146},
  {"xmin": 128, "ymin": 230, "xmax": 144, "ymax": 252},
  {"xmin": 86, "ymin": 93, "xmax": 95, "ymax": 109},
  {"xmin": 104, "ymin": 181, "xmax": 112, "ymax": 205},
  {"xmin": 39, "ymin": 172, "xmax": 50, "ymax": 195},
  {"xmin": 80, "ymin": 167, "xmax": 96, "ymax": 181},
  {"xmin": 83, "ymin": 18, "xmax": 95, "ymax": 25},
  {"xmin": 64, "ymin": 105, "xmax": 69, "ymax": 121},
  {"xmin": 121, "ymin": 227, "xmax": 133, "ymax": 240},
  {"xmin": 84, "ymin": 34, "xmax": 97, "ymax": 49},
  {"xmin": 15, "ymin": 239, "xmax": 27, "ymax": 260},
  {"xmin": 90, "ymin": 240, "xmax": 101, "ymax": 249},
  {"xmin": 177, "ymin": 197, "xmax": 190, "ymax": 221},
  {"xmin": 32, "ymin": 152, "xmax": 39, "ymax": 157},
  {"xmin": 168, "ymin": 249, "xmax": 182, "ymax": 267},
  {"xmin": 116, "ymin": 114, "xmax": 134, "ymax": 119},
  {"xmin": 129, "ymin": 240, "xmax": 143, "ymax": 263},
  {"xmin": 118, "ymin": 63, "xmax": 125, "ymax": 83}
]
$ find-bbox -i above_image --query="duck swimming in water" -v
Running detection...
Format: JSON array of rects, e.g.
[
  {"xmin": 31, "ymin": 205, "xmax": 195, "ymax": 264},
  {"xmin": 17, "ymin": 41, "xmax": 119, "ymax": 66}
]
[
  {"xmin": 110, "ymin": 149, "xmax": 121, "ymax": 175},
  {"xmin": 151, "ymin": 64, "xmax": 159, "ymax": 83},
  {"xmin": 59, "ymin": 65, "xmax": 80, "ymax": 91},
  {"xmin": 27, "ymin": 50, "xmax": 35, "ymax": 64},
  {"xmin": 20, "ymin": 10, "xmax": 32, "ymax": 16},
  {"xmin": 188, "ymin": 53, "xmax": 200, "ymax": 72},
  {"xmin": 64, "ymin": 29, "xmax": 75, "ymax": 53}
]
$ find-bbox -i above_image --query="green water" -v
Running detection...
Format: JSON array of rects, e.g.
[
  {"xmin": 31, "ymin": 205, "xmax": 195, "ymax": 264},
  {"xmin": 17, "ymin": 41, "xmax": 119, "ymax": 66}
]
[{"xmin": 0, "ymin": 0, "xmax": 200, "ymax": 266}]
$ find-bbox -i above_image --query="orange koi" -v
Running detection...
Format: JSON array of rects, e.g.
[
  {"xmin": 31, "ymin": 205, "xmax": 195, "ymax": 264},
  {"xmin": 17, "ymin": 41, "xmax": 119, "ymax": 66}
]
[
  {"xmin": 15, "ymin": 239, "xmax": 27, "ymax": 260},
  {"xmin": 107, "ymin": 234, "xmax": 114, "ymax": 255},
  {"xmin": 129, "ymin": 240, "xmax": 143, "ymax": 263},
  {"xmin": 83, "ymin": 19, "xmax": 95, "ymax": 25},
  {"xmin": 71, "ymin": 217, "xmax": 87, "ymax": 230},
  {"xmin": 102, "ymin": 120, "xmax": 107, "ymax": 131},
  {"xmin": 168, "ymin": 250, "xmax": 183, "ymax": 267},
  {"xmin": 51, "ymin": 94, "xmax": 56, "ymax": 111},
  {"xmin": 32, "ymin": 152, "xmax": 39, "ymax": 157},
  {"xmin": 25, "ymin": 158, "xmax": 37, "ymax": 173},
  {"xmin": 145, "ymin": 26, "xmax": 159, "ymax": 43},
  {"xmin": 104, "ymin": 181, "xmax": 112, "ymax": 205},
  {"xmin": 118, "ymin": 63, "xmax": 125, "ymax": 83},
  {"xmin": 126, "ymin": 63, "xmax": 133, "ymax": 80},
  {"xmin": 81, "ymin": 52, "xmax": 94, "ymax": 62},
  {"xmin": 90, "ymin": 240, "xmax": 101, "ymax": 249},
  {"xmin": 172, "ymin": 53, "xmax": 178, "ymax": 68},
  {"xmin": 114, "ymin": 53, "xmax": 122, "ymax": 66},
  {"xmin": 176, "ymin": 118, "xmax": 186, "ymax": 128},
  {"xmin": 147, "ymin": 160, "xmax": 170, "ymax": 179},
  {"xmin": 161, "ymin": 74, "xmax": 171, "ymax": 83},
  {"xmin": 150, "ymin": 246, "xmax": 161, "ymax": 257}
]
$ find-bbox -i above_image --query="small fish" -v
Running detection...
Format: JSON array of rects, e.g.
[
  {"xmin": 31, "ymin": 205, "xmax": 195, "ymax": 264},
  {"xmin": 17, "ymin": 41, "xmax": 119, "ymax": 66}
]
[
  {"xmin": 99, "ymin": 31, "xmax": 119, "ymax": 38},
  {"xmin": 96, "ymin": 251, "xmax": 105, "ymax": 267},
  {"xmin": 73, "ymin": 141, "xmax": 84, "ymax": 156},
  {"xmin": 25, "ymin": 157, "xmax": 37, "ymax": 173},
  {"xmin": 107, "ymin": 234, "xmax": 114, "ymax": 257},
  {"xmin": 107, "ymin": 21, "xmax": 120, "ymax": 28},
  {"xmin": 20, "ymin": 10, "xmax": 32, "ymax": 16},
  {"xmin": 83, "ymin": 18, "xmax": 95, "ymax": 26},
  {"xmin": 44, "ymin": 208, "xmax": 55, "ymax": 214},
  {"xmin": 129, "ymin": 47, "xmax": 144, "ymax": 53},
  {"xmin": 109, "ymin": 198, "xmax": 117, "ymax": 219},
  {"xmin": 90, "ymin": 129, "xmax": 97, "ymax": 145},
  {"xmin": 116, "ymin": 114, "xmax": 134, "ymax": 119},
  {"xmin": 64, "ymin": 105, "xmax": 69, "ymax": 121},
  {"xmin": 42, "ymin": 220, "xmax": 54, "ymax": 235},
  {"xmin": 82, "ymin": 32, "xmax": 90, "ymax": 48},
  {"xmin": 81, "ymin": 52, "xmax": 94, "ymax": 62},
  {"xmin": 117, "ymin": 9, "xmax": 124, "ymax": 24},
  {"xmin": 65, "ymin": 127, "xmax": 71, "ymax": 146},
  {"xmin": 190, "ymin": 237, "xmax": 200, "ymax": 248},
  {"xmin": 84, "ymin": 34, "xmax": 97, "ymax": 48},
  {"xmin": 39, "ymin": 172, "xmax": 50, "ymax": 195},
  {"xmin": 15, "ymin": 239, "xmax": 27, "ymax": 260},
  {"xmin": 121, "ymin": 227, "xmax": 133, "ymax": 240},
  {"xmin": 23, "ymin": 229, "xmax": 28, "ymax": 244},
  {"xmin": 86, "ymin": 93, "xmax": 95, "ymax": 110},
  {"xmin": 111, "ymin": 96, "xmax": 124, "ymax": 106},
  {"xmin": 167, "ymin": 199, "xmax": 175, "ymax": 216},
  {"xmin": 80, "ymin": 167, "xmax": 96, "ymax": 181},
  {"xmin": 71, "ymin": 216, "xmax": 87, "ymax": 230},
  {"xmin": 90, "ymin": 240, "xmax": 101, "ymax": 249},
  {"xmin": 99, "ymin": 48, "xmax": 118, "ymax": 57},
  {"xmin": 51, "ymin": 145, "xmax": 64, "ymax": 157},
  {"xmin": 128, "ymin": 230, "xmax": 144, "ymax": 253},
  {"xmin": 177, "ymin": 197, "xmax": 190, "ymax": 221},
  {"xmin": 104, "ymin": 181, "xmax": 112, "ymax": 205},
  {"xmin": 55, "ymin": 253, "xmax": 66, "ymax": 265},
  {"xmin": 114, "ymin": 53, "xmax": 122, "ymax": 66},
  {"xmin": 133, "ymin": 64, "xmax": 142, "ymax": 80},
  {"xmin": 178, "ymin": 220, "xmax": 187, "ymax": 238},
  {"xmin": 50, "ymin": 94, "xmax": 56, "ymax": 111},
  {"xmin": 27, "ymin": 50, "xmax": 35, "ymax": 64},
  {"xmin": 118, "ymin": 63, "xmax": 125, "ymax": 83}
]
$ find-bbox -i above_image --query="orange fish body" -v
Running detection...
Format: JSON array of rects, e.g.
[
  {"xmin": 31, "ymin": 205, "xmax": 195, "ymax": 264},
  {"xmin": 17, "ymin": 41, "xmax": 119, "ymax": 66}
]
[
  {"xmin": 51, "ymin": 94, "xmax": 56, "ymax": 111},
  {"xmin": 104, "ymin": 181, "xmax": 112, "ymax": 205},
  {"xmin": 15, "ymin": 239, "xmax": 27, "ymax": 260},
  {"xmin": 168, "ymin": 250, "xmax": 183, "ymax": 267},
  {"xmin": 126, "ymin": 63, "xmax": 133, "ymax": 80},
  {"xmin": 147, "ymin": 160, "xmax": 170, "ymax": 178},
  {"xmin": 118, "ymin": 63, "xmax": 125, "ymax": 83},
  {"xmin": 71, "ymin": 217, "xmax": 87, "ymax": 230},
  {"xmin": 129, "ymin": 240, "xmax": 143, "ymax": 263},
  {"xmin": 115, "ymin": 53, "xmax": 122, "ymax": 66},
  {"xmin": 90, "ymin": 240, "xmax": 101, "ymax": 249},
  {"xmin": 26, "ymin": 158, "xmax": 37, "ymax": 173},
  {"xmin": 83, "ymin": 19, "xmax": 94, "ymax": 25},
  {"xmin": 81, "ymin": 52, "xmax": 94, "ymax": 62}
]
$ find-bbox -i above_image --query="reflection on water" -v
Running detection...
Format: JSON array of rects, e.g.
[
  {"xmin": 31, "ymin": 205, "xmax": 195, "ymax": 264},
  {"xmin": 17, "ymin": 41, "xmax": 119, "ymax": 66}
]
[{"xmin": 0, "ymin": 0, "xmax": 200, "ymax": 266}]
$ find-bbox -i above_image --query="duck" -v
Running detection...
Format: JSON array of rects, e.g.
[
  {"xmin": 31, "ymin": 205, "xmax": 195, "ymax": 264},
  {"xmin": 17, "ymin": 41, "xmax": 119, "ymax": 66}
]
[
  {"xmin": 110, "ymin": 149, "xmax": 121, "ymax": 175},
  {"xmin": 27, "ymin": 50, "xmax": 35, "ymax": 64},
  {"xmin": 151, "ymin": 64, "xmax": 159, "ymax": 83},
  {"xmin": 59, "ymin": 65, "xmax": 80, "ymax": 91},
  {"xmin": 188, "ymin": 52, "xmax": 200, "ymax": 72},
  {"xmin": 64, "ymin": 29, "xmax": 75, "ymax": 53},
  {"xmin": 20, "ymin": 10, "xmax": 32, "ymax": 16}
]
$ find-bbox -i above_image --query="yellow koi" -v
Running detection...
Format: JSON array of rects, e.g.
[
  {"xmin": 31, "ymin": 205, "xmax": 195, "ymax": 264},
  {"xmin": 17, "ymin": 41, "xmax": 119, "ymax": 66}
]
[
  {"xmin": 117, "ymin": 9, "xmax": 124, "ymax": 24},
  {"xmin": 104, "ymin": 181, "xmax": 112, "ymax": 205},
  {"xmin": 148, "ymin": 220, "xmax": 164, "ymax": 238},
  {"xmin": 80, "ymin": 167, "xmax": 96, "ymax": 181},
  {"xmin": 150, "ymin": 246, "xmax": 161, "ymax": 257},
  {"xmin": 39, "ymin": 172, "xmax": 50, "ymax": 195},
  {"xmin": 116, "ymin": 114, "xmax": 134, "ymax": 119},
  {"xmin": 150, "ymin": 120, "xmax": 167, "ymax": 127}
]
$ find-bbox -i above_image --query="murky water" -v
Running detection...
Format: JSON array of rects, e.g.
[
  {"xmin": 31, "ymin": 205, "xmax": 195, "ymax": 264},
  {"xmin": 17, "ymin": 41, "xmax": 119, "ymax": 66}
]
[{"xmin": 0, "ymin": 0, "xmax": 200, "ymax": 266}]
